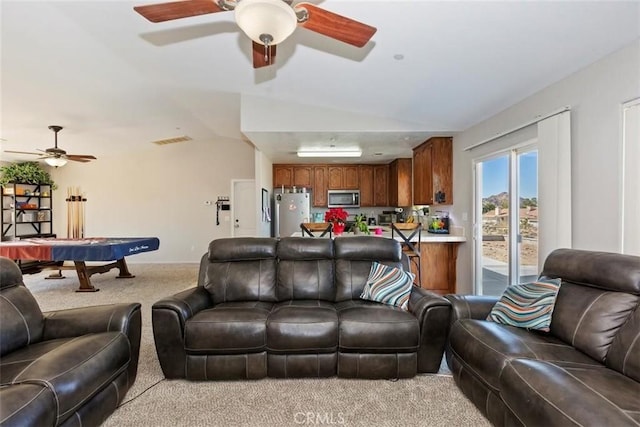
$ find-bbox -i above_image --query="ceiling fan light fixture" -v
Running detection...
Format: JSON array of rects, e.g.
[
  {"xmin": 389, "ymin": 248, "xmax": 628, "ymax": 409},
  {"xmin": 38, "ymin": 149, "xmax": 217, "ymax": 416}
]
[
  {"xmin": 44, "ymin": 157, "xmax": 68, "ymax": 167},
  {"xmin": 297, "ymin": 150, "xmax": 362, "ymax": 158},
  {"xmin": 235, "ymin": 0, "xmax": 297, "ymax": 45}
]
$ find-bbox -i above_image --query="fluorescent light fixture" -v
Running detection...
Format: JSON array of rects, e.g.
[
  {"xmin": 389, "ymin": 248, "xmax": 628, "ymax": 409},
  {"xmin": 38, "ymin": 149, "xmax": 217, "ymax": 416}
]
[
  {"xmin": 44, "ymin": 157, "xmax": 67, "ymax": 167},
  {"xmin": 297, "ymin": 150, "xmax": 362, "ymax": 158}
]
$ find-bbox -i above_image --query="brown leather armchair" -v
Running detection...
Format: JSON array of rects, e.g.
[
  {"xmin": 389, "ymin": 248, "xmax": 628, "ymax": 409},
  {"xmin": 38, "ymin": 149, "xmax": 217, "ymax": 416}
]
[
  {"xmin": 445, "ymin": 249, "xmax": 640, "ymax": 426},
  {"xmin": 0, "ymin": 257, "xmax": 142, "ymax": 427}
]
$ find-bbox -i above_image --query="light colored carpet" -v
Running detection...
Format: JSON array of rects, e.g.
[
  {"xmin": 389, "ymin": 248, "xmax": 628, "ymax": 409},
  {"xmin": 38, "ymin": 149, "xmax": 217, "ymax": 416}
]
[{"xmin": 24, "ymin": 263, "xmax": 489, "ymax": 427}]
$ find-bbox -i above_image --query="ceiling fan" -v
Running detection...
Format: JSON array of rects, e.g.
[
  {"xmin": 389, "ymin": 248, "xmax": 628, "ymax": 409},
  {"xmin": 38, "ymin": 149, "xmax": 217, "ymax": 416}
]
[
  {"xmin": 4, "ymin": 126, "xmax": 97, "ymax": 167},
  {"xmin": 133, "ymin": 0, "xmax": 377, "ymax": 68}
]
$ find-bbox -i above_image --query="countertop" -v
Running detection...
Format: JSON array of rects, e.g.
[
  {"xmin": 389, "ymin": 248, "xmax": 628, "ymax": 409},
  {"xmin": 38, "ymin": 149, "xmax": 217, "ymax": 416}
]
[{"xmin": 292, "ymin": 226, "xmax": 466, "ymax": 243}]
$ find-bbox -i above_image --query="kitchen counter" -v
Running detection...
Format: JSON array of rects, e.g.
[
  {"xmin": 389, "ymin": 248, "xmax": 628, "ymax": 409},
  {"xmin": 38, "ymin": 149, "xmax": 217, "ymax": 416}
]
[
  {"xmin": 291, "ymin": 226, "xmax": 466, "ymax": 243},
  {"xmin": 290, "ymin": 226, "xmax": 465, "ymax": 294}
]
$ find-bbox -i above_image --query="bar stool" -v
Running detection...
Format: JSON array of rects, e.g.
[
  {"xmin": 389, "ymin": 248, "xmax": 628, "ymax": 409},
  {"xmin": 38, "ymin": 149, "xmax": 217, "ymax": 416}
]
[
  {"xmin": 391, "ymin": 222, "xmax": 422, "ymax": 286},
  {"xmin": 300, "ymin": 222, "xmax": 333, "ymax": 238}
]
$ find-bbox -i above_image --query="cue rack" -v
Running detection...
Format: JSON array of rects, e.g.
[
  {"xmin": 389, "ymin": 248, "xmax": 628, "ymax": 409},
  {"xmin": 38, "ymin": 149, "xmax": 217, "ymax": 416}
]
[{"xmin": 66, "ymin": 187, "xmax": 87, "ymax": 238}]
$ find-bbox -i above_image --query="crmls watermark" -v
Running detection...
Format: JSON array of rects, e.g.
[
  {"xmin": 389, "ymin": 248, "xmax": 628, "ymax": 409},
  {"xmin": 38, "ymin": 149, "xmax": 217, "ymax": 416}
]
[{"xmin": 293, "ymin": 412, "xmax": 346, "ymax": 425}]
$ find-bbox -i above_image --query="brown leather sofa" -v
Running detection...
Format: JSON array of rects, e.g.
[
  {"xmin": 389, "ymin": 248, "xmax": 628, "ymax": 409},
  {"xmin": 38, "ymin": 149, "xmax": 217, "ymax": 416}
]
[
  {"xmin": 445, "ymin": 249, "xmax": 640, "ymax": 426},
  {"xmin": 0, "ymin": 257, "xmax": 142, "ymax": 427},
  {"xmin": 152, "ymin": 236, "xmax": 452, "ymax": 380}
]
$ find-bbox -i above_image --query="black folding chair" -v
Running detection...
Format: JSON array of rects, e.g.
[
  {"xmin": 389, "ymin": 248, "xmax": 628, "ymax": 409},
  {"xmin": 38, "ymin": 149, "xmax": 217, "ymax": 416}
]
[
  {"xmin": 391, "ymin": 222, "xmax": 422, "ymax": 286},
  {"xmin": 300, "ymin": 222, "xmax": 333, "ymax": 238}
]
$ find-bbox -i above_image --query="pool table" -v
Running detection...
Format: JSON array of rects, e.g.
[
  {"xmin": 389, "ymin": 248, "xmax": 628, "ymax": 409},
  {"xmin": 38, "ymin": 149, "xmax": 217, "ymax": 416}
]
[{"xmin": 0, "ymin": 237, "xmax": 160, "ymax": 292}]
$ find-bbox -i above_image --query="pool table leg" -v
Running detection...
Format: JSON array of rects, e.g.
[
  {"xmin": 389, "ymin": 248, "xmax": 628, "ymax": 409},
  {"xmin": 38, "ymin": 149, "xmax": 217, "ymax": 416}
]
[
  {"xmin": 74, "ymin": 261, "xmax": 99, "ymax": 292},
  {"xmin": 114, "ymin": 258, "xmax": 135, "ymax": 279}
]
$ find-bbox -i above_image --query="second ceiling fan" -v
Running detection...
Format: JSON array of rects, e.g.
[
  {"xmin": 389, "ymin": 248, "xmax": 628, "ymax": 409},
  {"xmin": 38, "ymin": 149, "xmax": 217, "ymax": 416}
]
[{"xmin": 134, "ymin": 0, "xmax": 377, "ymax": 68}]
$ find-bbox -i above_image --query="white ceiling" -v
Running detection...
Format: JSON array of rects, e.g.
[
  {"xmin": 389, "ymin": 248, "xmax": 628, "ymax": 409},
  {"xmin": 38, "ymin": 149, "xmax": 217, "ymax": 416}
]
[{"xmin": 1, "ymin": 0, "xmax": 639, "ymax": 165}]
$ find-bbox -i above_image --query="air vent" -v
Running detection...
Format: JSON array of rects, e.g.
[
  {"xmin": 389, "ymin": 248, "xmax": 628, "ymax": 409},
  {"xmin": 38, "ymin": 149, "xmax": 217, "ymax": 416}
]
[{"xmin": 151, "ymin": 136, "xmax": 192, "ymax": 146}]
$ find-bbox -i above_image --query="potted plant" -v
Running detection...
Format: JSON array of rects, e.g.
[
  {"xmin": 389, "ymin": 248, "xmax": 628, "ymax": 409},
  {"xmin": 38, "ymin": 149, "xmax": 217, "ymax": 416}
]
[
  {"xmin": 0, "ymin": 162, "xmax": 58, "ymax": 190},
  {"xmin": 352, "ymin": 214, "xmax": 370, "ymax": 235},
  {"xmin": 324, "ymin": 208, "xmax": 348, "ymax": 235}
]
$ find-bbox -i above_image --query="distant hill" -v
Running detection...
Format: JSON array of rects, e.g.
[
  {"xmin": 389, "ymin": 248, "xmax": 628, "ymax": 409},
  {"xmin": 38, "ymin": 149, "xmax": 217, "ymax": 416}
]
[{"xmin": 483, "ymin": 192, "xmax": 537, "ymax": 213}]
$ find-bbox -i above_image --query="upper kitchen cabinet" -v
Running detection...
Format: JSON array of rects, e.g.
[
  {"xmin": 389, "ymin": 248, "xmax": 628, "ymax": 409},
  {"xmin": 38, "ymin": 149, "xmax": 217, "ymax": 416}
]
[
  {"xmin": 328, "ymin": 166, "xmax": 359, "ymax": 189},
  {"xmin": 388, "ymin": 158, "xmax": 412, "ymax": 207},
  {"xmin": 358, "ymin": 165, "xmax": 374, "ymax": 207},
  {"xmin": 273, "ymin": 165, "xmax": 293, "ymax": 188},
  {"xmin": 312, "ymin": 166, "xmax": 328, "ymax": 207},
  {"xmin": 273, "ymin": 165, "xmax": 313, "ymax": 189},
  {"xmin": 373, "ymin": 165, "xmax": 389, "ymax": 206},
  {"xmin": 413, "ymin": 137, "xmax": 453, "ymax": 205},
  {"xmin": 293, "ymin": 166, "xmax": 312, "ymax": 188}
]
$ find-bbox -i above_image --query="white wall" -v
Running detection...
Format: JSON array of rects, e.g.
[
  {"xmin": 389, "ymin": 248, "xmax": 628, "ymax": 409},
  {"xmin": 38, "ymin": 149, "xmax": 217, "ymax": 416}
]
[
  {"xmin": 50, "ymin": 137, "xmax": 254, "ymax": 263},
  {"xmin": 453, "ymin": 40, "xmax": 640, "ymax": 294},
  {"xmin": 254, "ymin": 149, "xmax": 273, "ymax": 237}
]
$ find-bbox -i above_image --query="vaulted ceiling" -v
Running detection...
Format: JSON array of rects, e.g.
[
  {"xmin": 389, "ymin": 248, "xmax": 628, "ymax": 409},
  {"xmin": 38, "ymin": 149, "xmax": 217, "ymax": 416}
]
[{"xmin": 1, "ymin": 0, "xmax": 639, "ymax": 165}]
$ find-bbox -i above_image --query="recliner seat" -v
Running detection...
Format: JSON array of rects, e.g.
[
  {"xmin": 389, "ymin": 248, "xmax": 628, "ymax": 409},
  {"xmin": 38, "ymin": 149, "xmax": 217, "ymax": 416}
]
[{"xmin": 0, "ymin": 256, "xmax": 142, "ymax": 427}]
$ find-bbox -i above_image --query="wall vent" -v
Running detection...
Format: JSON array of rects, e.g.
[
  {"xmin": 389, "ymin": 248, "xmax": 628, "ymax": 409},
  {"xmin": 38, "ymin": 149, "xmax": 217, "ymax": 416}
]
[{"xmin": 151, "ymin": 136, "xmax": 192, "ymax": 146}]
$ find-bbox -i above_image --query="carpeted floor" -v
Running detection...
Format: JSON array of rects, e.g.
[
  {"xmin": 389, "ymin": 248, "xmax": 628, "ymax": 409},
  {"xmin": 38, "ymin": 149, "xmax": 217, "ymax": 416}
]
[{"xmin": 24, "ymin": 263, "xmax": 489, "ymax": 427}]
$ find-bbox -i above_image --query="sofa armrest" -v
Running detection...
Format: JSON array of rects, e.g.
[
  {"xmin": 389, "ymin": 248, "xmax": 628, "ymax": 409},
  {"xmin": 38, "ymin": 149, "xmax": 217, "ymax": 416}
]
[
  {"xmin": 43, "ymin": 303, "xmax": 142, "ymax": 383},
  {"xmin": 409, "ymin": 287, "xmax": 452, "ymax": 373},
  {"xmin": 43, "ymin": 303, "xmax": 141, "ymax": 339},
  {"xmin": 444, "ymin": 294, "xmax": 499, "ymax": 324},
  {"xmin": 152, "ymin": 286, "xmax": 212, "ymax": 379}
]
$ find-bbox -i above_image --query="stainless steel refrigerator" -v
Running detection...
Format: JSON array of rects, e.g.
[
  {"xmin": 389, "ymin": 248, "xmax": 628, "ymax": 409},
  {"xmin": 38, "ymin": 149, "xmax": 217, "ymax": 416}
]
[{"xmin": 273, "ymin": 191, "xmax": 311, "ymax": 237}]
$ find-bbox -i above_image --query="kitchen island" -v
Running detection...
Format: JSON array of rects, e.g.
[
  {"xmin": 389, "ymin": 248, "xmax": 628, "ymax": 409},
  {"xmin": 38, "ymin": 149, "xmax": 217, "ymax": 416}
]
[{"xmin": 291, "ymin": 227, "xmax": 466, "ymax": 294}]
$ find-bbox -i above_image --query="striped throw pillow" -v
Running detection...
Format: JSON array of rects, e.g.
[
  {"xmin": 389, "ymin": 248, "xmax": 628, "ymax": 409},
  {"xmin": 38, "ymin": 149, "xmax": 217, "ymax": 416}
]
[
  {"xmin": 360, "ymin": 262, "xmax": 415, "ymax": 310},
  {"xmin": 487, "ymin": 278, "xmax": 562, "ymax": 332}
]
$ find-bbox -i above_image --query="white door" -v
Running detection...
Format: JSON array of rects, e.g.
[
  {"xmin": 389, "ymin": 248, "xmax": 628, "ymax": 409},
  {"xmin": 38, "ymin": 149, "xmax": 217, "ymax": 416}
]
[{"xmin": 232, "ymin": 180, "xmax": 256, "ymax": 237}]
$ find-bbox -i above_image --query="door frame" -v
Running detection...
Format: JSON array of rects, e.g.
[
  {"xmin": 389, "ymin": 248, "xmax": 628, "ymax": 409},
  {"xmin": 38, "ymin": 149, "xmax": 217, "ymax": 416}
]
[{"xmin": 472, "ymin": 140, "xmax": 537, "ymax": 294}]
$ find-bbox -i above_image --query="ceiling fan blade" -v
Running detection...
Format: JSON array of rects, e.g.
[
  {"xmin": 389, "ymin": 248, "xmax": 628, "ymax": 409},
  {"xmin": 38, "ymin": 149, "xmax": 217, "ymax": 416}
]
[
  {"xmin": 134, "ymin": 0, "xmax": 226, "ymax": 23},
  {"xmin": 66, "ymin": 157, "xmax": 91, "ymax": 163},
  {"xmin": 66, "ymin": 154, "xmax": 97, "ymax": 160},
  {"xmin": 3, "ymin": 150, "xmax": 41, "ymax": 156},
  {"xmin": 296, "ymin": 3, "xmax": 377, "ymax": 48},
  {"xmin": 252, "ymin": 41, "xmax": 276, "ymax": 68}
]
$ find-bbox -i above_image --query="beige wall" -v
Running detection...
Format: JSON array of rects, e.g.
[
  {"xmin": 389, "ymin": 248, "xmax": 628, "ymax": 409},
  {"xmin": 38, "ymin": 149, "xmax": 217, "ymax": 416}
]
[
  {"xmin": 452, "ymin": 40, "xmax": 640, "ymax": 294},
  {"xmin": 50, "ymin": 137, "xmax": 254, "ymax": 263}
]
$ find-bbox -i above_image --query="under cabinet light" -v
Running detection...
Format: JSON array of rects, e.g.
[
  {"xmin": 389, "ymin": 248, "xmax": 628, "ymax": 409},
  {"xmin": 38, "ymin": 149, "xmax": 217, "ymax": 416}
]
[{"xmin": 297, "ymin": 150, "xmax": 362, "ymax": 158}]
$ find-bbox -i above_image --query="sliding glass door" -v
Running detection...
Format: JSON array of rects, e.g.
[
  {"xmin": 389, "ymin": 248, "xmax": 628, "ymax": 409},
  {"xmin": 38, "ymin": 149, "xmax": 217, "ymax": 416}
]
[{"xmin": 474, "ymin": 147, "xmax": 538, "ymax": 295}]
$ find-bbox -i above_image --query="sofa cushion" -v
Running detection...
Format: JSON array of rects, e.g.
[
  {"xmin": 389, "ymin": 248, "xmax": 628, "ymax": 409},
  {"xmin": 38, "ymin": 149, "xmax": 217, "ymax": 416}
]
[
  {"xmin": 0, "ymin": 283, "xmax": 44, "ymax": 357},
  {"xmin": 550, "ymin": 282, "xmax": 639, "ymax": 363},
  {"xmin": 267, "ymin": 302, "xmax": 338, "ymax": 354},
  {"xmin": 185, "ymin": 302, "xmax": 273, "ymax": 354},
  {"xmin": 203, "ymin": 237, "xmax": 278, "ymax": 304},
  {"xmin": 448, "ymin": 319, "xmax": 602, "ymax": 393},
  {"xmin": 487, "ymin": 278, "xmax": 561, "ymax": 332},
  {"xmin": 0, "ymin": 383, "xmax": 56, "ymax": 427},
  {"xmin": 606, "ymin": 305, "xmax": 640, "ymax": 382},
  {"xmin": 3, "ymin": 332, "xmax": 130, "ymax": 425},
  {"xmin": 276, "ymin": 238, "xmax": 335, "ymax": 301},
  {"xmin": 334, "ymin": 237, "xmax": 404, "ymax": 302},
  {"xmin": 338, "ymin": 301, "xmax": 419, "ymax": 353},
  {"xmin": 501, "ymin": 358, "xmax": 640, "ymax": 426},
  {"xmin": 360, "ymin": 262, "xmax": 415, "ymax": 310}
]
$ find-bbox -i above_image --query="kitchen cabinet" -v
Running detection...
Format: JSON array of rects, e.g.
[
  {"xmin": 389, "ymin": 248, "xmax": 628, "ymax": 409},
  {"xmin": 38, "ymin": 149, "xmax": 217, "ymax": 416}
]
[
  {"xmin": 407, "ymin": 242, "xmax": 460, "ymax": 295},
  {"xmin": 388, "ymin": 158, "xmax": 412, "ymax": 207},
  {"xmin": 413, "ymin": 137, "xmax": 452, "ymax": 205},
  {"xmin": 273, "ymin": 166, "xmax": 293, "ymax": 188},
  {"xmin": 312, "ymin": 166, "xmax": 327, "ymax": 207},
  {"xmin": 373, "ymin": 165, "xmax": 389, "ymax": 206},
  {"xmin": 328, "ymin": 166, "xmax": 359, "ymax": 190},
  {"xmin": 293, "ymin": 166, "xmax": 312, "ymax": 188},
  {"xmin": 2, "ymin": 183, "xmax": 54, "ymax": 240},
  {"xmin": 273, "ymin": 165, "xmax": 313, "ymax": 189},
  {"xmin": 358, "ymin": 165, "xmax": 374, "ymax": 207}
]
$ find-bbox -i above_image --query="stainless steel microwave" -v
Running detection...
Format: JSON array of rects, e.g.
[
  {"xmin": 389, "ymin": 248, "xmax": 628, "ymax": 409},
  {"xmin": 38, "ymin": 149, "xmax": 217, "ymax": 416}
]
[{"xmin": 327, "ymin": 190, "xmax": 360, "ymax": 208}]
